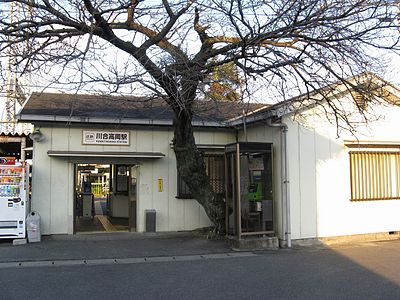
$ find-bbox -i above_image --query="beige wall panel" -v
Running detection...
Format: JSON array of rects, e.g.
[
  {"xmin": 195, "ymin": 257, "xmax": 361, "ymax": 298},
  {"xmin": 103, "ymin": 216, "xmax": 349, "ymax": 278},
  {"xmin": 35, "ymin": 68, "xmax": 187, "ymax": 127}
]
[
  {"xmin": 212, "ymin": 130, "xmax": 236, "ymax": 144},
  {"xmin": 150, "ymin": 131, "xmax": 170, "ymax": 231},
  {"xmin": 49, "ymin": 157, "xmax": 70, "ymax": 234},
  {"xmin": 193, "ymin": 131, "xmax": 201, "ymax": 145},
  {"xmin": 298, "ymin": 125, "xmax": 318, "ymax": 238},
  {"xmin": 314, "ymin": 128, "xmax": 333, "ymax": 238},
  {"xmin": 241, "ymin": 127, "xmax": 257, "ymax": 141},
  {"xmin": 315, "ymin": 140, "xmax": 350, "ymax": 237},
  {"xmin": 31, "ymin": 130, "xmax": 52, "ymax": 234},
  {"xmin": 183, "ymin": 200, "xmax": 201, "ymax": 230},
  {"xmin": 238, "ymin": 124, "xmax": 276, "ymax": 140},
  {"xmin": 49, "ymin": 127, "xmax": 70, "ymax": 150},
  {"xmin": 66, "ymin": 161, "xmax": 74, "ymax": 234},
  {"xmin": 167, "ymin": 131, "xmax": 185, "ymax": 231},
  {"xmin": 194, "ymin": 131, "xmax": 206, "ymax": 144},
  {"xmin": 195, "ymin": 130, "xmax": 234, "ymax": 145},
  {"xmin": 130, "ymin": 130, "xmax": 138, "ymax": 152},
  {"xmin": 136, "ymin": 162, "xmax": 153, "ymax": 232},
  {"xmin": 136, "ymin": 130, "xmax": 153, "ymax": 152},
  {"xmin": 285, "ymin": 121, "xmax": 302, "ymax": 240},
  {"xmin": 67, "ymin": 128, "xmax": 85, "ymax": 151}
]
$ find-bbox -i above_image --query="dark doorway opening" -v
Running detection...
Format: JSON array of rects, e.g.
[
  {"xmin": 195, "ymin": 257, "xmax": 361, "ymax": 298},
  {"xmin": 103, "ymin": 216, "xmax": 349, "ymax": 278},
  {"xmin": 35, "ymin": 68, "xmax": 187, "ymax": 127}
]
[{"xmin": 74, "ymin": 164, "xmax": 136, "ymax": 233}]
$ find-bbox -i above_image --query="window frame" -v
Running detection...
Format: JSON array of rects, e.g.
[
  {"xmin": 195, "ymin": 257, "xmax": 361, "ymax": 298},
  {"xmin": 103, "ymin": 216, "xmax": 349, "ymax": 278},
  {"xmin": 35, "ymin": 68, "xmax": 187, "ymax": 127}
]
[
  {"xmin": 349, "ymin": 150, "xmax": 400, "ymax": 201},
  {"xmin": 176, "ymin": 151, "xmax": 225, "ymax": 199},
  {"xmin": 115, "ymin": 165, "xmax": 129, "ymax": 194}
]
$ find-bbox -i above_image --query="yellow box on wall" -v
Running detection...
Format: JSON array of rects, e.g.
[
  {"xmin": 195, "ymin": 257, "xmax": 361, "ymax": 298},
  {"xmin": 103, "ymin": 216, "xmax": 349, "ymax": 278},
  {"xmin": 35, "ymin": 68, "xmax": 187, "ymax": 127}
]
[{"xmin": 157, "ymin": 178, "xmax": 163, "ymax": 192}]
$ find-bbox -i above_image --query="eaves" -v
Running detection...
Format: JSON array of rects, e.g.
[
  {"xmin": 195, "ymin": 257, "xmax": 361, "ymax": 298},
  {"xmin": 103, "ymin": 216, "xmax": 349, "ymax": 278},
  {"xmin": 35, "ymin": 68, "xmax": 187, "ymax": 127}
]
[{"xmin": 17, "ymin": 114, "xmax": 234, "ymax": 129}]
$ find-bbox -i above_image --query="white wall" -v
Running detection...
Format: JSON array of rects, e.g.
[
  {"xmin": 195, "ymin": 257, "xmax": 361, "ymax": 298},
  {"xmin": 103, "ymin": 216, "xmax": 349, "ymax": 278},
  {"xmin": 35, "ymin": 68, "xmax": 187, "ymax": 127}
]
[
  {"xmin": 32, "ymin": 126, "xmax": 235, "ymax": 234},
  {"xmin": 284, "ymin": 97, "xmax": 400, "ymax": 239}
]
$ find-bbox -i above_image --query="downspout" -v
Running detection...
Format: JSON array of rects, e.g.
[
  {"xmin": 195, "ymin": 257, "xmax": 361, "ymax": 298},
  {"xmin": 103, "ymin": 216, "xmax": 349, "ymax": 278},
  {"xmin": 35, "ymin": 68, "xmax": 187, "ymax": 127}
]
[
  {"xmin": 20, "ymin": 137, "xmax": 26, "ymax": 162},
  {"xmin": 267, "ymin": 118, "xmax": 291, "ymax": 248},
  {"xmin": 242, "ymin": 109, "xmax": 248, "ymax": 142}
]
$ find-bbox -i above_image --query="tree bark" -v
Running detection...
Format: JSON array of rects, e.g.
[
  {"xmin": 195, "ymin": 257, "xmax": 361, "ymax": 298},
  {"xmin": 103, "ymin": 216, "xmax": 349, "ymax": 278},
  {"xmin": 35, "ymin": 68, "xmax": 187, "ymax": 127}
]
[{"xmin": 172, "ymin": 110, "xmax": 225, "ymax": 233}]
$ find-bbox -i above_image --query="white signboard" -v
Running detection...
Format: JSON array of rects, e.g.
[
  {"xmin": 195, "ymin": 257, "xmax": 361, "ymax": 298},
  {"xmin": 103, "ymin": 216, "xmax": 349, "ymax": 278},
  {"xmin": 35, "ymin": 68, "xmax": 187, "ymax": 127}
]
[{"xmin": 82, "ymin": 130, "xmax": 130, "ymax": 145}]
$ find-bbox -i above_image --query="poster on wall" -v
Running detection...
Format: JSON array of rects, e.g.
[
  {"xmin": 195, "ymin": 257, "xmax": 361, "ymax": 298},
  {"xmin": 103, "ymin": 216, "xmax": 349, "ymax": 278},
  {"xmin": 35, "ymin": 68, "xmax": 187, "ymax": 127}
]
[
  {"xmin": 82, "ymin": 130, "xmax": 130, "ymax": 145},
  {"xmin": 248, "ymin": 157, "xmax": 264, "ymax": 171}
]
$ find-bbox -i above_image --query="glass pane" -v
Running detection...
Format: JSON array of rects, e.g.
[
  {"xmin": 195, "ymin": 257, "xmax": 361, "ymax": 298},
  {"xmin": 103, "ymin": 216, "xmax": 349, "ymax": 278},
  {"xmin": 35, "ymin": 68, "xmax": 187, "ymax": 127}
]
[
  {"xmin": 240, "ymin": 152, "xmax": 273, "ymax": 234},
  {"xmin": 116, "ymin": 166, "xmax": 128, "ymax": 192}
]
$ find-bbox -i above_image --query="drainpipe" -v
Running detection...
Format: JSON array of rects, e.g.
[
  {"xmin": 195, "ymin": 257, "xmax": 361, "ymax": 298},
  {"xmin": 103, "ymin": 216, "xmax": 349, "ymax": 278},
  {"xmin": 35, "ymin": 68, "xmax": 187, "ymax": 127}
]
[
  {"xmin": 267, "ymin": 118, "xmax": 291, "ymax": 248},
  {"xmin": 20, "ymin": 137, "xmax": 26, "ymax": 162},
  {"xmin": 242, "ymin": 109, "xmax": 248, "ymax": 142}
]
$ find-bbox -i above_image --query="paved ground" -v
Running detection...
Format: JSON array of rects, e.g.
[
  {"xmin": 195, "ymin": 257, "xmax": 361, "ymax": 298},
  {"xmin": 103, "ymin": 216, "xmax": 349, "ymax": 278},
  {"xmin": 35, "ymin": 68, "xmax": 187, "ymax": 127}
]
[
  {"xmin": 0, "ymin": 232, "xmax": 231, "ymax": 263},
  {"xmin": 1, "ymin": 234, "xmax": 400, "ymax": 299}
]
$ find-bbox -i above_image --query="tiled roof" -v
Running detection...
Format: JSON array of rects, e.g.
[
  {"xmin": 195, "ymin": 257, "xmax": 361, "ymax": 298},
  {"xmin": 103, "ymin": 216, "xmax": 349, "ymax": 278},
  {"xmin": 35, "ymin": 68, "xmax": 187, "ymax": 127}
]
[{"xmin": 19, "ymin": 92, "xmax": 266, "ymax": 126}]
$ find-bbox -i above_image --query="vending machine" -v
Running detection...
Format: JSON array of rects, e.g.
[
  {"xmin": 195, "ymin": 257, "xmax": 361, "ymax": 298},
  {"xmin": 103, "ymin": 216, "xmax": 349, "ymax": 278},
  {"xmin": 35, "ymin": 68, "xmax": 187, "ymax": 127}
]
[{"xmin": 0, "ymin": 157, "xmax": 29, "ymax": 239}]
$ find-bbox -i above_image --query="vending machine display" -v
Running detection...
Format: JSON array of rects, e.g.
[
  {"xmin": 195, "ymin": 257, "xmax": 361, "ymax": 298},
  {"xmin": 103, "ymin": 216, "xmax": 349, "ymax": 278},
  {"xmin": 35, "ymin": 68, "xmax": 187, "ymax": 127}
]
[{"xmin": 0, "ymin": 162, "xmax": 29, "ymax": 239}]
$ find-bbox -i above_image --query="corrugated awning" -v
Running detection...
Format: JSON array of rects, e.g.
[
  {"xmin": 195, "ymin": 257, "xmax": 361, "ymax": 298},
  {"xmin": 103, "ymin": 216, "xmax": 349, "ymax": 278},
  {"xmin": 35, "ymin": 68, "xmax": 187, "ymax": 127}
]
[{"xmin": 47, "ymin": 150, "xmax": 165, "ymax": 159}]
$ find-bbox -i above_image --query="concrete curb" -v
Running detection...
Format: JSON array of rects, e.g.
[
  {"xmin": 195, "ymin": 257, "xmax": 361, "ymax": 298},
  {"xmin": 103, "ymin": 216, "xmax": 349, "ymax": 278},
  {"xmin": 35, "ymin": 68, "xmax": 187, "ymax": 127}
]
[{"xmin": 0, "ymin": 252, "xmax": 258, "ymax": 269}]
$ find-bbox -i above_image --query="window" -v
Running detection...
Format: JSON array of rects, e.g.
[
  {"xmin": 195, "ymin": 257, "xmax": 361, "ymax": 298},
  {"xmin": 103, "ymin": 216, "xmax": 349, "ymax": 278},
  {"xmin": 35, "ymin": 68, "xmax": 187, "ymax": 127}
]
[
  {"xmin": 349, "ymin": 151, "xmax": 400, "ymax": 201},
  {"xmin": 115, "ymin": 165, "xmax": 128, "ymax": 194},
  {"xmin": 177, "ymin": 152, "xmax": 225, "ymax": 199}
]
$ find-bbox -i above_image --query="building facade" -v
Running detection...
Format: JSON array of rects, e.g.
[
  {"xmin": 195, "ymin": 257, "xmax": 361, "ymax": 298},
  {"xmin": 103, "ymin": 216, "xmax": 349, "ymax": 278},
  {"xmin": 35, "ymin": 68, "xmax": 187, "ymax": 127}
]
[{"xmin": 18, "ymin": 75, "xmax": 400, "ymax": 244}]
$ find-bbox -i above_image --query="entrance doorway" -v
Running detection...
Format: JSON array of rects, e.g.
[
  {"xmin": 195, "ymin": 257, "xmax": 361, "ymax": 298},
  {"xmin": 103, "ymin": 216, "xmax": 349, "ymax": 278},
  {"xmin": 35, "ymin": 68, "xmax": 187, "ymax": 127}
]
[{"xmin": 74, "ymin": 164, "xmax": 137, "ymax": 233}]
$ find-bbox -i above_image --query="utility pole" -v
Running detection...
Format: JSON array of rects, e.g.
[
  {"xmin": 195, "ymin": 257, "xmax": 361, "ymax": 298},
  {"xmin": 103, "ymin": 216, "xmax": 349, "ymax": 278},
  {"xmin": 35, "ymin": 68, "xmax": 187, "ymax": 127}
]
[{"xmin": 4, "ymin": 1, "xmax": 31, "ymax": 134}]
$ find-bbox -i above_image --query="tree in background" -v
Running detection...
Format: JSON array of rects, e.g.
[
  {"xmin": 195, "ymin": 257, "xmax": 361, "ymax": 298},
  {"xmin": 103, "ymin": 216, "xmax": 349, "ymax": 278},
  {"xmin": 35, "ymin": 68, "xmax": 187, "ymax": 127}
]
[
  {"xmin": 0, "ymin": 0, "xmax": 399, "ymax": 232},
  {"xmin": 204, "ymin": 61, "xmax": 242, "ymax": 102}
]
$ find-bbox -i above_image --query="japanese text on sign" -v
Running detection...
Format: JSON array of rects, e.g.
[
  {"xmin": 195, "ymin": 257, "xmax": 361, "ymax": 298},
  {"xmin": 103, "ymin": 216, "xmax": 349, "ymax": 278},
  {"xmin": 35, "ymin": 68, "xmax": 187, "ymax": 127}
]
[{"xmin": 83, "ymin": 130, "xmax": 130, "ymax": 145}]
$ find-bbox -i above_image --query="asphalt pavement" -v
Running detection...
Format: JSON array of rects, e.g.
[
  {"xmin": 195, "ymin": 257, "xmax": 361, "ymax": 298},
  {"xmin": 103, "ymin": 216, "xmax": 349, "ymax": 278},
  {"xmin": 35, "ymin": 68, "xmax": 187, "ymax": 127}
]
[
  {"xmin": 1, "ymin": 233, "xmax": 400, "ymax": 299},
  {"xmin": 1, "ymin": 235, "xmax": 400, "ymax": 299},
  {"xmin": 0, "ymin": 231, "xmax": 233, "ymax": 263}
]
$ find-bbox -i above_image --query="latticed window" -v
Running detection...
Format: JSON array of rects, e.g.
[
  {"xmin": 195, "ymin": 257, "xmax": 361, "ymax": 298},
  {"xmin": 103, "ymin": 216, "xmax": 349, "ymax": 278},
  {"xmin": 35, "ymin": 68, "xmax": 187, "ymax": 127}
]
[
  {"xmin": 349, "ymin": 151, "xmax": 400, "ymax": 201},
  {"xmin": 177, "ymin": 153, "xmax": 225, "ymax": 199}
]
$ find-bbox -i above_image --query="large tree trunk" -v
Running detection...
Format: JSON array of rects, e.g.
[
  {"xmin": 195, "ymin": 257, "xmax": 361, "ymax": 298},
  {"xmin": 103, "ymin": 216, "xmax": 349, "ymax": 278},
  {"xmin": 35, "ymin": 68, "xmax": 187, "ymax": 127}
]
[{"xmin": 172, "ymin": 110, "xmax": 225, "ymax": 233}]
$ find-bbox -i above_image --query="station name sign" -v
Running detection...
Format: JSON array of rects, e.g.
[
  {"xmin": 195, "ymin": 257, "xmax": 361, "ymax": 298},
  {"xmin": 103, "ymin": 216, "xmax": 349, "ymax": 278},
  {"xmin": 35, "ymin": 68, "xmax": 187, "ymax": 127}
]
[{"xmin": 82, "ymin": 130, "xmax": 130, "ymax": 145}]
